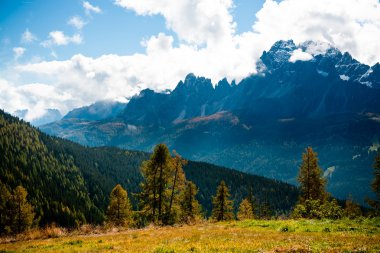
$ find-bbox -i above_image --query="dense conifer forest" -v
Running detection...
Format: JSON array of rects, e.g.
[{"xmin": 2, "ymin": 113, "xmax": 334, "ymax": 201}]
[{"xmin": 0, "ymin": 109, "xmax": 299, "ymax": 233}]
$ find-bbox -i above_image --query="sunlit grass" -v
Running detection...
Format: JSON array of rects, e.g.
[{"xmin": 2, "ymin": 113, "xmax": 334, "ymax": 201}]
[{"xmin": 0, "ymin": 218, "xmax": 379, "ymax": 252}]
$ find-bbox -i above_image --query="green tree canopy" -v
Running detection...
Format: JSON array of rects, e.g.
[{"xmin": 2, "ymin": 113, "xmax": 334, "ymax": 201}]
[
  {"xmin": 211, "ymin": 181, "xmax": 234, "ymax": 221},
  {"xmin": 106, "ymin": 184, "xmax": 132, "ymax": 227},
  {"xmin": 180, "ymin": 181, "xmax": 201, "ymax": 223}
]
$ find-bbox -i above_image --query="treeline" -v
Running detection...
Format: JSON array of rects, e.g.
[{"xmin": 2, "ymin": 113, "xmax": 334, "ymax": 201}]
[
  {"xmin": 0, "ymin": 109, "xmax": 298, "ymax": 234},
  {"xmin": 1, "ymin": 109, "xmax": 378, "ymax": 234}
]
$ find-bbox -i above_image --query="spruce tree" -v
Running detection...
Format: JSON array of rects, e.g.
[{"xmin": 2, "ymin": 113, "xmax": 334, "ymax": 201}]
[
  {"xmin": 106, "ymin": 184, "xmax": 132, "ymax": 227},
  {"xmin": 180, "ymin": 181, "xmax": 201, "ymax": 222},
  {"xmin": 237, "ymin": 198, "xmax": 254, "ymax": 220},
  {"xmin": 9, "ymin": 186, "xmax": 34, "ymax": 233},
  {"xmin": 297, "ymin": 147, "xmax": 327, "ymax": 203},
  {"xmin": 211, "ymin": 181, "xmax": 234, "ymax": 221}
]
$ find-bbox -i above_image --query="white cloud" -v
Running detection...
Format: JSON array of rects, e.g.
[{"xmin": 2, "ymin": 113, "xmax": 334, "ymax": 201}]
[
  {"xmin": 68, "ymin": 16, "xmax": 86, "ymax": 30},
  {"xmin": 42, "ymin": 31, "xmax": 83, "ymax": 47},
  {"xmin": 253, "ymin": 0, "xmax": 380, "ymax": 65},
  {"xmin": 13, "ymin": 47, "xmax": 26, "ymax": 59},
  {"xmin": 21, "ymin": 29, "xmax": 37, "ymax": 43},
  {"xmin": 289, "ymin": 49, "xmax": 313, "ymax": 63},
  {"xmin": 83, "ymin": 1, "xmax": 102, "ymax": 15},
  {"xmin": 114, "ymin": 0, "xmax": 236, "ymax": 45},
  {"xmin": 2, "ymin": 0, "xmax": 380, "ymax": 120}
]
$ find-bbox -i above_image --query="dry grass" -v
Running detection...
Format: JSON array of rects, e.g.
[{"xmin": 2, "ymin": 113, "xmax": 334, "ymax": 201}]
[{"xmin": 0, "ymin": 219, "xmax": 379, "ymax": 252}]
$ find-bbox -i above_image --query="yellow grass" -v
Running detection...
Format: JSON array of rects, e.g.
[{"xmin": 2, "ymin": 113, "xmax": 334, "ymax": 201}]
[{"xmin": 0, "ymin": 219, "xmax": 379, "ymax": 252}]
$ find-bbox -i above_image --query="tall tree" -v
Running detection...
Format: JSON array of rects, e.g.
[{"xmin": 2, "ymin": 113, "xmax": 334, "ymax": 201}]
[
  {"xmin": 180, "ymin": 181, "xmax": 201, "ymax": 222},
  {"xmin": 297, "ymin": 147, "xmax": 327, "ymax": 203},
  {"xmin": 368, "ymin": 152, "xmax": 380, "ymax": 215},
  {"xmin": 167, "ymin": 151, "xmax": 187, "ymax": 222},
  {"xmin": 106, "ymin": 184, "xmax": 132, "ymax": 227},
  {"xmin": 9, "ymin": 186, "xmax": 34, "ymax": 233},
  {"xmin": 237, "ymin": 198, "xmax": 254, "ymax": 220},
  {"xmin": 140, "ymin": 144, "xmax": 172, "ymax": 224},
  {"xmin": 211, "ymin": 181, "xmax": 234, "ymax": 221}
]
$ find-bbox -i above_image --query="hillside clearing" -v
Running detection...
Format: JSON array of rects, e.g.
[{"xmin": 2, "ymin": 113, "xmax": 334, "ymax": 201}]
[{"xmin": 1, "ymin": 219, "xmax": 379, "ymax": 252}]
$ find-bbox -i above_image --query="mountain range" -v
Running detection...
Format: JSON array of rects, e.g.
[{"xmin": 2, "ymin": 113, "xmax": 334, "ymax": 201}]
[{"xmin": 40, "ymin": 40, "xmax": 380, "ymax": 204}]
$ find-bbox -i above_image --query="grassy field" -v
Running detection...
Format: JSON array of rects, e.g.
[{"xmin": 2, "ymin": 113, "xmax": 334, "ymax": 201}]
[{"xmin": 1, "ymin": 219, "xmax": 379, "ymax": 252}]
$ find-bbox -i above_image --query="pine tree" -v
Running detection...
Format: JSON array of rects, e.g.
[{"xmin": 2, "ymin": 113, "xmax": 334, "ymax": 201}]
[
  {"xmin": 106, "ymin": 184, "xmax": 132, "ymax": 227},
  {"xmin": 0, "ymin": 183, "xmax": 11, "ymax": 234},
  {"xmin": 180, "ymin": 181, "xmax": 201, "ymax": 223},
  {"xmin": 368, "ymin": 152, "xmax": 380, "ymax": 216},
  {"xmin": 297, "ymin": 147, "xmax": 327, "ymax": 203},
  {"xmin": 9, "ymin": 186, "xmax": 35, "ymax": 233},
  {"xmin": 237, "ymin": 198, "xmax": 254, "ymax": 220},
  {"xmin": 247, "ymin": 188, "xmax": 256, "ymax": 217},
  {"xmin": 211, "ymin": 181, "xmax": 234, "ymax": 221},
  {"xmin": 140, "ymin": 144, "xmax": 173, "ymax": 224},
  {"xmin": 344, "ymin": 195, "xmax": 362, "ymax": 219}
]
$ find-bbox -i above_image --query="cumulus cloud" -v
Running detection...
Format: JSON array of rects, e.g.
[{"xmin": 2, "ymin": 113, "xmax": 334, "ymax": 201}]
[
  {"xmin": 21, "ymin": 29, "xmax": 37, "ymax": 44},
  {"xmin": 13, "ymin": 47, "xmax": 26, "ymax": 59},
  {"xmin": 83, "ymin": 1, "xmax": 102, "ymax": 15},
  {"xmin": 289, "ymin": 49, "xmax": 313, "ymax": 63},
  {"xmin": 115, "ymin": 0, "xmax": 236, "ymax": 45},
  {"xmin": 41, "ymin": 31, "xmax": 83, "ymax": 47},
  {"xmin": 253, "ymin": 0, "xmax": 380, "ymax": 65},
  {"xmin": 3, "ymin": 0, "xmax": 380, "ymax": 122},
  {"xmin": 68, "ymin": 16, "xmax": 86, "ymax": 30}
]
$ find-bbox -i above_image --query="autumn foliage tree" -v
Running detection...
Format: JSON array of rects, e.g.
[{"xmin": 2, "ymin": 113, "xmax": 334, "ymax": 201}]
[
  {"xmin": 297, "ymin": 147, "xmax": 327, "ymax": 203},
  {"xmin": 9, "ymin": 186, "xmax": 35, "ymax": 233},
  {"xmin": 237, "ymin": 198, "xmax": 254, "ymax": 220},
  {"xmin": 211, "ymin": 181, "xmax": 234, "ymax": 221},
  {"xmin": 180, "ymin": 181, "xmax": 201, "ymax": 222},
  {"xmin": 106, "ymin": 184, "xmax": 132, "ymax": 227}
]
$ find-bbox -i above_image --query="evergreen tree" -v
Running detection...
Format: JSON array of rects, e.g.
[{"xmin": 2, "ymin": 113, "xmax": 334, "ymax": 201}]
[
  {"xmin": 106, "ymin": 184, "xmax": 132, "ymax": 227},
  {"xmin": 180, "ymin": 181, "xmax": 201, "ymax": 223},
  {"xmin": 140, "ymin": 144, "xmax": 173, "ymax": 224},
  {"xmin": 0, "ymin": 182, "xmax": 11, "ymax": 234},
  {"xmin": 167, "ymin": 151, "xmax": 187, "ymax": 223},
  {"xmin": 9, "ymin": 186, "xmax": 35, "ymax": 233},
  {"xmin": 211, "ymin": 181, "xmax": 234, "ymax": 221},
  {"xmin": 344, "ymin": 195, "xmax": 362, "ymax": 219},
  {"xmin": 368, "ymin": 152, "xmax": 380, "ymax": 216},
  {"xmin": 237, "ymin": 198, "xmax": 254, "ymax": 220},
  {"xmin": 297, "ymin": 147, "xmax": 327, "ymax": 203},
  {"xmin": 247, "ymin": 188, "xmax": 256, "ymax": 217}
]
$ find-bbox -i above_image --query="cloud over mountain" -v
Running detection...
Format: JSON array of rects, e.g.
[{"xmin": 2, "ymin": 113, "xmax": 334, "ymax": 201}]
[{"xmin": 2, "ymin": 0, "xmax": 380, "ymax": 121}]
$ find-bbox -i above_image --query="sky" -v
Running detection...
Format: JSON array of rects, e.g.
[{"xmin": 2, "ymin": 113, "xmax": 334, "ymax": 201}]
[{"xmin": 1, "ymin": 0, "xmax": 380, "ymax": 122}]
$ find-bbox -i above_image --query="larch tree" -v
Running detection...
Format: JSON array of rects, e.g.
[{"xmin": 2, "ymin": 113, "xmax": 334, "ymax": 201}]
[
  {"xmin": 106, "ymin": 184, "xmax": 132, "ymax": 227},
  {"xmin": 211, "ymin": 181, "xmax": 234, "ymax": 221},
  {"xmin": 167, "ymin": 150, "xmax": 187, "ymax": 223},
  {"xmin": 297, "ymin": 147, "xmax": 327, "ymax": 203},
  {"xmin": 140, "ymin": 144, "xmax": 173, "ymax": 224},
  {"xmin": 180, "ymin": 181, "xmax": 201, "ymax": 222},
  {"xmin": 10, "ymin": 186, "xmax": 34, "ymax": 233},
  {"xmin": 237, "ymin": 198, "xmax": 254, "ymax": 220}
]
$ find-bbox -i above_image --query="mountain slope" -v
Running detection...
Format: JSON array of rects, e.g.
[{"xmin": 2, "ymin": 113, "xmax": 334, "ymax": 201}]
[
  {"xmin": 0, "ymin": 109, "xmax": 298, "ymax": 228},
  {"xmin": 40, "ymin": 40, "xmax": 380, "ymax": 204}
]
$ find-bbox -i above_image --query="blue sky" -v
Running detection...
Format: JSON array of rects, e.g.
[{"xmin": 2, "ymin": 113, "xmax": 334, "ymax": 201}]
[
  {"xmin": 0, "ymin": 0, "xmax": 265, "ymax": 64},
  {"xmin": 0, "ymin": 0, "xmax": 380, "ymax": 122}
]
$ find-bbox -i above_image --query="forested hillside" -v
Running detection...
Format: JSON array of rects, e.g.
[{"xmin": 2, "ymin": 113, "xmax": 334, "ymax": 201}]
[{"xmin": 0, "ymin": 109, "xmax": 298, "ymax": 230}]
